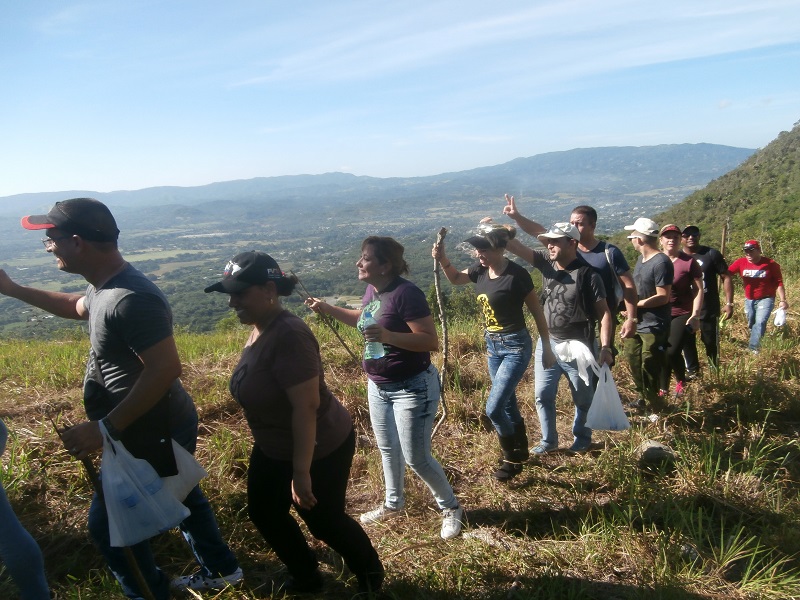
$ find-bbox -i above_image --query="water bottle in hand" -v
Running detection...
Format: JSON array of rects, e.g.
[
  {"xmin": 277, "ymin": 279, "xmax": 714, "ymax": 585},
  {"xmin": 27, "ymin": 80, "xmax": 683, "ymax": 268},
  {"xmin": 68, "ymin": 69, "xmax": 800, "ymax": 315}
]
[{"xmin": 361, "ymin": 311, "xmax": 385, "ymax": 359}]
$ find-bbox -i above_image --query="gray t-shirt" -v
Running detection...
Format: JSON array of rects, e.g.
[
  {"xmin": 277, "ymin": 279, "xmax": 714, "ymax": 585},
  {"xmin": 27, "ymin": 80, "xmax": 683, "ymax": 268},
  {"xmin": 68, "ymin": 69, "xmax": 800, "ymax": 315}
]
[
  {"xmin": 633, "ymin": 252, "xmax": 674, "ymax": 333},
  {"xmin": 82, "ymin": 264, "xmax": 195, "ymax": 428},
  {"xmin": 531, "ymin": 250, "xmax": 606, "ymax": 344}
]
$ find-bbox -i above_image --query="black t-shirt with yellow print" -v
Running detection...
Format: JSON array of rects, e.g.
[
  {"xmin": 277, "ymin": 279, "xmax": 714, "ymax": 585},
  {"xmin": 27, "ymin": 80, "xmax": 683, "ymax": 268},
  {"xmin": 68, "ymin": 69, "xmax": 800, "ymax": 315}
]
[{"xmin": 468, "ymin": 259, "xmax": 535, "ymax": 333}]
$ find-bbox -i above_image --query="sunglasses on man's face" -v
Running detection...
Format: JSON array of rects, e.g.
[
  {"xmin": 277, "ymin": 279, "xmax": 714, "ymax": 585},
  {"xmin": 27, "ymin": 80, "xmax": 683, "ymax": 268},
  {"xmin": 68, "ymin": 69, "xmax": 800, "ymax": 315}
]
[{"xmin": 743, "ymin": 247, "xmax": 757, "ymax": 252}]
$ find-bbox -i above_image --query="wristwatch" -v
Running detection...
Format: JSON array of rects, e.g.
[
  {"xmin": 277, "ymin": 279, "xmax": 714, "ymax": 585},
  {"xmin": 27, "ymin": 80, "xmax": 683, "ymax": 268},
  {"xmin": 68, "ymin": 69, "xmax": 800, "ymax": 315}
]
[{"xmin": 101, "ymin": 416, "xmax": 122, "ymax": 440}]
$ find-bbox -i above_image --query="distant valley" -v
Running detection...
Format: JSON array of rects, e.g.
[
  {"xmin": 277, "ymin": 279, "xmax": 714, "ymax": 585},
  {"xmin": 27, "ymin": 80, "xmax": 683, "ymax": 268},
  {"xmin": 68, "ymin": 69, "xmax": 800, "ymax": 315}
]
[{"xmin": 0, "ymin": 143, "xmax": 754, "ymax": 336}]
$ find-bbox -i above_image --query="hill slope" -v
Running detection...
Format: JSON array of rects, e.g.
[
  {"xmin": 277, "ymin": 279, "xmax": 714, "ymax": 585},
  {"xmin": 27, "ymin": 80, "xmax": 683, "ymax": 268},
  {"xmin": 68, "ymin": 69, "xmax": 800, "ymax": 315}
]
[{"xmin": 653, "ymin": 120, "xmax": 800, "ymax": 251}]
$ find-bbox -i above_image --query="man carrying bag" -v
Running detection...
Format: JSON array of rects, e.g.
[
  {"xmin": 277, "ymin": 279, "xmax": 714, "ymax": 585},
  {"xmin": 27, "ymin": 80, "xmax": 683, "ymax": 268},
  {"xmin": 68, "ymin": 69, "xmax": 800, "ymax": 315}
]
[{"xmin": 0, "ymin": 198, "xmax": 241, "ymax": 599}]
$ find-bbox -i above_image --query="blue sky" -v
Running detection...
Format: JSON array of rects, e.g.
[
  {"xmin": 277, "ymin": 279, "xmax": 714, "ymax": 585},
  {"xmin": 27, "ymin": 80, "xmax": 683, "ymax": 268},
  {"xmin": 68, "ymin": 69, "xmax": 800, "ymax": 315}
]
[{"xmin": 1, "ymin": 0, "xmax": 799, "ymax": 197}]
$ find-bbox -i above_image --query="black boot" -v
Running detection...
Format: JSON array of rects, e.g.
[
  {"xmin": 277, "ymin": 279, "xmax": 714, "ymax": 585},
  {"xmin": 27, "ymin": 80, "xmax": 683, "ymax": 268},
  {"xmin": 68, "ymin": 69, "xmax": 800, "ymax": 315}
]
[
  {"xmin": 513, "ymin": 420, "xmax": 529, "ymax": 462},
  {"xmin": 493, "ymin": 434, "xmax": 523, "ymax": 481}
]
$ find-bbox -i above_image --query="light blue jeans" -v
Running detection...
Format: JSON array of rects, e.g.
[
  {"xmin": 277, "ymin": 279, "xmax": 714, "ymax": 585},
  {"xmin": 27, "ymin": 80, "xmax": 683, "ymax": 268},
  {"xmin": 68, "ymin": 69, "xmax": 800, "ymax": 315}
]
[
  {"xmin": 484, "ymin": 329, "xmax": 532, "ymax": 437},
  {"xmin": 744, "ymin": 297, "xmax": 775, "ymax": 351},
  {"xmin": 88, "ymin": 411, "xmax": 239, "ymax": 600},
  {"xmin": 367, "ymin": 365, "xmax": 457, "ymax": 511},
  {"xmin": 0, "ymin": 419, "xmax": 50, "ymax": 600},
  {"xmin": 534, "ymin": 338, "xmax": 595, "ymax": 449}
]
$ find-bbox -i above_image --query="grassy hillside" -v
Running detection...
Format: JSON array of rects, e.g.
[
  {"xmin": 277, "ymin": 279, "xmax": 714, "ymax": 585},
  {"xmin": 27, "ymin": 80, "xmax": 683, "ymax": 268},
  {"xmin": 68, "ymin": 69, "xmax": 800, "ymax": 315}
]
[
  {"xmin": 653, "ymin": 120, "xmax": 800, "ymax": 259},
  {"xmin": 1, "ymin": 303, "xmax": 799, "ymax": 599}
]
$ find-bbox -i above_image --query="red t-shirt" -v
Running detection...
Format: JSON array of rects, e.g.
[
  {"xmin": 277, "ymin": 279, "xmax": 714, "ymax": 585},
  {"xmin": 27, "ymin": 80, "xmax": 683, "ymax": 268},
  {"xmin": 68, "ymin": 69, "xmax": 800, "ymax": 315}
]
[{"xmin": 728, "ymin": 256, "xmax": 783, "ymax": 300}]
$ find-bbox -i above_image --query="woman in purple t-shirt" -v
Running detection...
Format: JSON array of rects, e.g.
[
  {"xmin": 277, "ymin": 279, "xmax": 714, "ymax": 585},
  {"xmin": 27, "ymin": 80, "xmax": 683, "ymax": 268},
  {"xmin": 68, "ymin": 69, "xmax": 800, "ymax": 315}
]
[
  {"xmin": 659, "ymin": 225, "xmax": 703, "ymax": 398},
  {"xmin": 306, "ymin": 237, "xmax": 464, "ymax": 541}
]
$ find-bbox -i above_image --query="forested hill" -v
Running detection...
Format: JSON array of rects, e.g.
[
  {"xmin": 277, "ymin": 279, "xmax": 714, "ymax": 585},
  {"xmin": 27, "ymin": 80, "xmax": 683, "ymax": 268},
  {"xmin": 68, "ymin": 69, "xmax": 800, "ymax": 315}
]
[{"xmin": 652, "ymin": 120, "xmax": 800, "ymax": 255}]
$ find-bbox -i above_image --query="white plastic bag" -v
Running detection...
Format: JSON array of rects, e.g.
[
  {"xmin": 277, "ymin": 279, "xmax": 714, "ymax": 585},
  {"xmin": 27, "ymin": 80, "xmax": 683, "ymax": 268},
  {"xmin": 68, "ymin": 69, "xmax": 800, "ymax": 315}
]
[
  {"xmin": 554, "ymin": 340, "xmax": 598, "ymax": 387},
  {"xmin": 585, "ymin": 364, "xmax": 630, "ymax": 431},
  {"xmin": 161, "ymin": 441, "xmax": 207, "ymax": 502},
  {"xmin": 100, "ymin": 421, "xmax": 190, "ymax": 547},
  {"xmin": 774, "ymin": 307, "xmax": 786, "ymax": 327}
]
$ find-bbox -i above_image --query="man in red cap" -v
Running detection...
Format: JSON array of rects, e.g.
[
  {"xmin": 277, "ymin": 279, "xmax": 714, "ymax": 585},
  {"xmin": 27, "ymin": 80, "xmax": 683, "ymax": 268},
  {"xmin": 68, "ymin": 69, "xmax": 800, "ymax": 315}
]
[{"xmin": 727, "ymin": 240, "xmax": 788, "ymax": 352}]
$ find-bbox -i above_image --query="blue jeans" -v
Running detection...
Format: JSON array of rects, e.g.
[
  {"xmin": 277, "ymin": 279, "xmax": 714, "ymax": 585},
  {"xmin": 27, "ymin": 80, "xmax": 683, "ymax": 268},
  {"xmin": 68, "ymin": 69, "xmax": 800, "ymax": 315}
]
[
  {"xmin": 367, "ymin": 365, "xmax": 457, "ymax": 511},
  {"xmin": 88, "ymin": 410, "xmax": 239, "ymax": 600},
  {"xmin": 0, "ymin": 420, "xmax": 50, "ymax": 600},
  {"xmin": 484, "ymin": 329, "xmax": 532, "ymax": 437},
  {"xmin": 534, "ymin": 338, "xmax": 595, "ymax": 449},
  {"xmin": 745, "ymin": 297, "xmax": 774, "ymax": 350}
]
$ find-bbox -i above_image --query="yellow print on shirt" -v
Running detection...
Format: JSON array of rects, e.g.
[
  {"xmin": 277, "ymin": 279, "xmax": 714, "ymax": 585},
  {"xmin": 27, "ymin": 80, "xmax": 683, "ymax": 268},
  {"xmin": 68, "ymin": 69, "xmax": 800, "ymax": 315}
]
[{"xmin": 477, "ymin": 294, "xmax": 502, "ymax": 332}]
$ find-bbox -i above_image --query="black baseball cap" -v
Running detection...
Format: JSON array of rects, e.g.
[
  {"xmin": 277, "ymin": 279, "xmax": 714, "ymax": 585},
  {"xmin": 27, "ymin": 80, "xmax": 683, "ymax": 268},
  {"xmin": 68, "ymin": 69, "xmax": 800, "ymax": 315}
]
[
  {"xmin": 204, "ymin": 251, "xmax": 284, "ymax": 293},
  {"xmin": 21, "ymin": 198, "xmax": 119, "ymax": 242}
]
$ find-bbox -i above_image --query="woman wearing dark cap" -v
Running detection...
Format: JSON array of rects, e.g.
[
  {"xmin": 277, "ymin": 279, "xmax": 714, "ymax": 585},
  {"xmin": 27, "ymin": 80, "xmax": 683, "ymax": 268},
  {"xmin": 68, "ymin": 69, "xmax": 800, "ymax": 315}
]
[
  {"xmin": 659, "ymin": 224, "xmax": 703, "ymax": 397},
  {"xmin": 205, "ymin": 251, "xmax": 383, "ymax": 595},
  {"xmin": 432, "ymin": 224, "xmax": 554, "ymax": 481},
  {"xmin": 305, "ymin": 237, "xmax": 464, "ymax": 540}
]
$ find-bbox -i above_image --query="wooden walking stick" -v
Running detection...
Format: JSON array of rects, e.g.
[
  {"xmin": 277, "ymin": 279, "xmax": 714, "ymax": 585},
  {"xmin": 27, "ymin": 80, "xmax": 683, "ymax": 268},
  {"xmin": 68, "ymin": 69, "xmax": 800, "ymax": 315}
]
[
  {"xmin": 432, "ymin": 227, "xmax": 450, "ymax": 437},
  {"xmin": 291, "ymin": 270, "xmax": 361, "ymax": 366},
  {"xmin": 51, "ymin": 418, "xmax": 156, "ymax": 600}
]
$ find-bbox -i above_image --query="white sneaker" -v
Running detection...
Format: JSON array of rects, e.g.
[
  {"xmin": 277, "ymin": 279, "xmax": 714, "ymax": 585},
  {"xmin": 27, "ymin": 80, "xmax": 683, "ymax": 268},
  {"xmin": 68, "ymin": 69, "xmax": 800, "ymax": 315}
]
[
  {"xmin": 171, "ymin": 567, "xmax": 243, "ymax": 591},
  {"xmin": 440, "ymin": 505, "xmax": 464, "ymax": 539},
  {"xmin": 360, "ymin": 505, "xmax": 402, "ymax": 524}
]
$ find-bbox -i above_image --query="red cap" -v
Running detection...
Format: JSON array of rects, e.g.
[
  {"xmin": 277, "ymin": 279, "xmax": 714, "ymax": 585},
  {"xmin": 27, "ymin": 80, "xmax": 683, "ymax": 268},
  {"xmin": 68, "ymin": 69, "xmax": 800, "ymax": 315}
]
[{"xmin": 743, "ymin": 239, "xmax": 760, "ymax": 250}]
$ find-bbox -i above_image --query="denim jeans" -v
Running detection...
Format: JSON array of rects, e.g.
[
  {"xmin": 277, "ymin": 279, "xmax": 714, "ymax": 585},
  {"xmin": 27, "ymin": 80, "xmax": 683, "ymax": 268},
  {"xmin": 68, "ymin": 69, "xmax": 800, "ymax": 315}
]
[
  {"xmin": 534, "ymin": 338, "xmax": 594, "ymax": 449},
  {"xmin": 745, "ymin": 297, "xmax": 774, "ymax": 351},
  {"xmin": 247, "ymin": 429, "xmax": 382, "ymax": 583},
  {"xmin": 484, "ymin": 329, "xmax": 532, "ymax": 437},
  {"xmin": 0, "ymin": 420, "xmax": 50, "ymax": 600},
  {"xmin": 88, "ymin": 410, "xmax": 239, "ymax": 600},
  {"xmin": 367, "ymin": 365, "xmax": 457, "ymax": 511}
]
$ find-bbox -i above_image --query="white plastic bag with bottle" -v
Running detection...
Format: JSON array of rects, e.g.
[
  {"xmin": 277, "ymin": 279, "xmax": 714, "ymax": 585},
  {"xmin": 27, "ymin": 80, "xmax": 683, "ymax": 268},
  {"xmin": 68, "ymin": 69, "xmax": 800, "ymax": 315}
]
[{"xmin": 100, "ymin": 420, "xmax": 190, "ymax": 547}]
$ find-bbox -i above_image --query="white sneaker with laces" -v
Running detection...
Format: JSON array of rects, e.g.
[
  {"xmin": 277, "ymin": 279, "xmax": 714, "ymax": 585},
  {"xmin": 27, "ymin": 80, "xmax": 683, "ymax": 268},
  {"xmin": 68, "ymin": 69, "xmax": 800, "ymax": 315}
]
[
  {"xmin": 171, "ymin": 567, "xmax": 244, "ymax": 591},
  {"xmin": 440, "ymin": 505, "xmax": 464, "ymax": 539},
  {"xmin": 360, "ymin": 505, "xmax": 401, "ymax": 524}
]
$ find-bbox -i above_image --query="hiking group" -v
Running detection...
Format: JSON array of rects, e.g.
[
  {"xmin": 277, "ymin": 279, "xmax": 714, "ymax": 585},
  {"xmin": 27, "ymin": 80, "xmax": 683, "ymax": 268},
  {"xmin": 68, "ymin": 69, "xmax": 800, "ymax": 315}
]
[{"xmin": 0, "ymin": 196, "xmax": 787, "ymax": 599}]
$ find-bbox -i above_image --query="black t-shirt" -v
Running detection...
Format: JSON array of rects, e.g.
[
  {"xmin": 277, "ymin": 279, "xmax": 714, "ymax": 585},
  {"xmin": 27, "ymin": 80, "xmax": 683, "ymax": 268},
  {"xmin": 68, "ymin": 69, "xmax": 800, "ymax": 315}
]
[
  {"xmin": 687, "ymin": 245, "xmax": 728, "ymax": 318},
  {"xmin": 467, "ymin": 259, "xmax": 534, "ymax": 333}
]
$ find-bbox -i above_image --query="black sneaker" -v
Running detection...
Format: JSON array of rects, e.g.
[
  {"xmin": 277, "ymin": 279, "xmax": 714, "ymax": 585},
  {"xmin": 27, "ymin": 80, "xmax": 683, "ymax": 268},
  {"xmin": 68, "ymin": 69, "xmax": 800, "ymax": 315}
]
[
  {"xmin": 283, "ymin": 571, "xmax": 324, "ymax": 594},
  {"xmin": 626, "ymin": 398, "xmax": 646, "ymax": 413},
  {"xmin": 357, "ymin": 565, "xmax": 385, "ymax": 595}
]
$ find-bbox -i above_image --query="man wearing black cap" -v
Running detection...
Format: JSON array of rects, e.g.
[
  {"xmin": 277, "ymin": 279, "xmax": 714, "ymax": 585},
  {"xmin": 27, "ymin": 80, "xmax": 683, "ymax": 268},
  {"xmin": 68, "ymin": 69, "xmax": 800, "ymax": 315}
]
[
  {"xmin": 680, "ymin": 225, "xmax": 733, "ymax": 374},
  {"xmin": 0, "ymin": 198, "xmax": 241, "ymax": 598}
]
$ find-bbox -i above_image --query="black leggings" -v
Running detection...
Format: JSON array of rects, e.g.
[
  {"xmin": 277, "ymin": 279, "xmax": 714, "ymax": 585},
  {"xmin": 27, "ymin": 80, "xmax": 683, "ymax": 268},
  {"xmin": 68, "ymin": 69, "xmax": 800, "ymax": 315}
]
[
  {"xmin": 247, "ymin": 429, "xmax": 382, "ymax": 582},
  {"xmin": 661, "ymin": 313, "xmax": 693, "ymax": 389}
]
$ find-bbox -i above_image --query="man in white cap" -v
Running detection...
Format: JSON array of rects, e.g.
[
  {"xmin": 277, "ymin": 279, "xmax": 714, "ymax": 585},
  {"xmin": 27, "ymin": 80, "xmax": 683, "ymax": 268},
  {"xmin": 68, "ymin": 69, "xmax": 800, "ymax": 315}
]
[
  {"xmin": 622, "ymin": 217, "xmax": 674, "ymax": 411},
  {"xmin": 505, "ymin": 223, "xmax": 613, "ymax": 454}
]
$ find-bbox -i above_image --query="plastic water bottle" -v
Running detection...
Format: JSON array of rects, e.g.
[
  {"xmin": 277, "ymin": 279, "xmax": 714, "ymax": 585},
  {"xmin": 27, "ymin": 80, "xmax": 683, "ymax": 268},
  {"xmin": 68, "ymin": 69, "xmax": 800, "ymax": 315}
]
[
  {"xmin": 131, "ymin": 458, "xmax": 164, "ymax": 496},
  {"xmin": 361, "ymin": 311, "xmax": 385, "ymax": 360}
]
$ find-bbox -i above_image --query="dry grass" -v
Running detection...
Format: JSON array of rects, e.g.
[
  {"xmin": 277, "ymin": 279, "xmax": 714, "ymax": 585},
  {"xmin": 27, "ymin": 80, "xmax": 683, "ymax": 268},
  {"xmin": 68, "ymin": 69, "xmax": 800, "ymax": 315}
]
[{"xmin": 1, "ymin": 310, "xmax": 799, "ymax": 599}]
